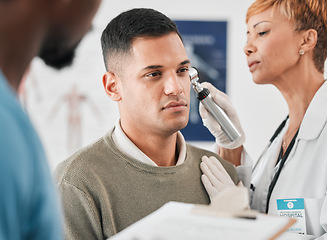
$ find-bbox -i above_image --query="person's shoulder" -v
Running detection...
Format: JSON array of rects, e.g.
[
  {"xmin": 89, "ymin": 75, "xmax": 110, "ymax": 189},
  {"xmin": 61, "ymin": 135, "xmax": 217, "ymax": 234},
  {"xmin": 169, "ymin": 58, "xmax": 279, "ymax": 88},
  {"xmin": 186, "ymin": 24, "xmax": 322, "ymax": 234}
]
[
  {"xmin": 54, "ymin": 134, "xmax": 112, "ymax": 185},
  {"xmin": 0, "ymin": 86, "xmax": 32, "ymax": 136},
  {"xmin": 0, "ymin": 87, "xmax": 45, "ymax": 169},
  {"xmin": 186, "ymin": 144, "xmax": 217, "ymax": 158},
  {"xmin": 186, "ymin": 144, "xmax": 239, "ymax": 184}
]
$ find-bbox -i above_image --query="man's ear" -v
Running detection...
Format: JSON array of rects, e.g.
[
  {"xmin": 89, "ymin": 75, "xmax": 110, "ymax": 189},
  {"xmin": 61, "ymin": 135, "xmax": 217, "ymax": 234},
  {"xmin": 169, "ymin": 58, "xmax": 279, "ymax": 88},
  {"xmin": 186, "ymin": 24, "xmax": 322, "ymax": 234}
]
[
  {"xmin": 102, "ymin": 72, "xmax": 122, "ymax": 101},
  {"xmin": 300, "ymin": 29, "xmax": 318, "ymax": 52}
]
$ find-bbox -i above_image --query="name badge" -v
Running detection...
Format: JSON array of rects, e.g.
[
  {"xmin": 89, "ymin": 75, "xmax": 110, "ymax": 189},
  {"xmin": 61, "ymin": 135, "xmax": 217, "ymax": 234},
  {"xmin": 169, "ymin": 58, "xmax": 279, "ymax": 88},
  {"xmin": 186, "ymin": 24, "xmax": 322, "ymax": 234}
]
[{"xmin": 277, "ymin": 198, "xmax": 306, "ymax": 235}]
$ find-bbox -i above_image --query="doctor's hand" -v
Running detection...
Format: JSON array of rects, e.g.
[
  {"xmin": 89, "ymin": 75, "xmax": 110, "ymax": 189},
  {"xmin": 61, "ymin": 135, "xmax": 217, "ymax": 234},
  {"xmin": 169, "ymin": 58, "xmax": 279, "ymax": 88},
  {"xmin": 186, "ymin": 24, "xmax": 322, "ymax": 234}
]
[
  {"xmin": 200, "ymin": 155, "xmax": 243, "ymax": 201},
  {"xmin": 199, "ymin": 82, "xmax": 245, "ymax": 149}
]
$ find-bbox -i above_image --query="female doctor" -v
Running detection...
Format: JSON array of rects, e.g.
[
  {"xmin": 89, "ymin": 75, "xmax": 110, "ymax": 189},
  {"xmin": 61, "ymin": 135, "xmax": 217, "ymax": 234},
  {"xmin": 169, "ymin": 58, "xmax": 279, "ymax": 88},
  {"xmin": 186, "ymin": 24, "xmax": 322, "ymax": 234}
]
[{"xmin": 199, "ymin": 0, "xmax": 327, "ymax": 238}]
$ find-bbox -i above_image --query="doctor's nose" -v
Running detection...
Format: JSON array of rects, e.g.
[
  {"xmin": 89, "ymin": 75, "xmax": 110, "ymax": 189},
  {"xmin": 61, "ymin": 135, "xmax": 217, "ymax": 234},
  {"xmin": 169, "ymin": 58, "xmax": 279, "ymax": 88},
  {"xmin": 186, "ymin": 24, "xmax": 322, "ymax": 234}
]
[
  {"xmin": 244, "ymin": 41, "xmax": 257, "ymax": 56},
  {"xmin": 164, "ymin": 73, "xmax": 183, "ymax": 96}
]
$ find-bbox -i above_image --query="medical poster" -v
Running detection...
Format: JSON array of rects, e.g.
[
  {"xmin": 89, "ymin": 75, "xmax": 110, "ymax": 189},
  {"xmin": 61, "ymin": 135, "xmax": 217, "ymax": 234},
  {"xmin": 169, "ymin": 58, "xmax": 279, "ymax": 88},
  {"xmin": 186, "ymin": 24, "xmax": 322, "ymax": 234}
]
[{"xmin": 175, "ymin": 20, "xmax": 227, "ymax": 141}]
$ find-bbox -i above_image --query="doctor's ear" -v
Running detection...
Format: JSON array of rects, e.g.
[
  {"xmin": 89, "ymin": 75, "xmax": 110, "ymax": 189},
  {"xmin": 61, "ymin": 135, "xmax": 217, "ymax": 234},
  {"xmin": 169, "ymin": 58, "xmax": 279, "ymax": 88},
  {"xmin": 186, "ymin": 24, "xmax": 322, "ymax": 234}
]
[
  {"xmin": 102, "ymin": 72, "xmax": 122, "ymax": 101},
  {"xmin": 300, "ymin": 29, "xmax": 318, "ymax": 52}
]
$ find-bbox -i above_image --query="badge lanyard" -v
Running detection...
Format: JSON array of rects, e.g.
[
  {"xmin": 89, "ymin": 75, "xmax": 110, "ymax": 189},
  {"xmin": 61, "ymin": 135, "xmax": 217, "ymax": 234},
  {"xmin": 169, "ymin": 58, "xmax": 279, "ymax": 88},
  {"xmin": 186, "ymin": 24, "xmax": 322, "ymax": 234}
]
[{"xmin": 265, "ymin": 128, "xmax": 299, "ymax": 213}]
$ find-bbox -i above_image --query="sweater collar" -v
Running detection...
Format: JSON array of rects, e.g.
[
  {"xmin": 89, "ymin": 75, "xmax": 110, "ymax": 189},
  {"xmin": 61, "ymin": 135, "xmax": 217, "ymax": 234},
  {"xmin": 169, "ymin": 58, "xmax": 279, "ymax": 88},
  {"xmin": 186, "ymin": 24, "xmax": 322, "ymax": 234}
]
[{"xmin": 112, "ymin": 120, "xmax": 186, "ymax": 166}]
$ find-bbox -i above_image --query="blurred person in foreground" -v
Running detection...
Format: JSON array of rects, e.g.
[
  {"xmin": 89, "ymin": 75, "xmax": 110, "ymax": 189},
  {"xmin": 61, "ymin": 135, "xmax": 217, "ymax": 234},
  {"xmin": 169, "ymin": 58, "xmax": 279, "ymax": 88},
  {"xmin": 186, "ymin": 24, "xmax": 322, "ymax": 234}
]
[
  {"xmin": 0, "ymin": 0, "xmax": 102, "ymax": 239},
  {"xmin": 199, "ymin": 0, "xmax": 327, "ymax": 238},
  {"xmin": 55, "ymin": 8, "xmax": 238, "ymax": 240}
]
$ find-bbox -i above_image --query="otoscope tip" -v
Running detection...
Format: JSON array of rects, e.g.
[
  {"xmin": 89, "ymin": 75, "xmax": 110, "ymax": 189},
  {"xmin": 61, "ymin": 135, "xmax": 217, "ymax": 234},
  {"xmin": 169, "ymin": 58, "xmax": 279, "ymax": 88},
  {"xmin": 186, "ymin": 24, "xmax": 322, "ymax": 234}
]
[{"xmin": 189, "ymin": 67, "xmax": 199, "ymax": 82}]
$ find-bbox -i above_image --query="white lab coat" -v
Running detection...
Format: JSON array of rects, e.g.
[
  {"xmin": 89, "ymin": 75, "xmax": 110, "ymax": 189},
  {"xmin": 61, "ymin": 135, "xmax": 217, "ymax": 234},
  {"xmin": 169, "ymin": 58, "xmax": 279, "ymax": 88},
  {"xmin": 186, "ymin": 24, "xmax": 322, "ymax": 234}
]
[{"xmin": 239, "ymin": 80, "xmax": 327, "ymax": 239}]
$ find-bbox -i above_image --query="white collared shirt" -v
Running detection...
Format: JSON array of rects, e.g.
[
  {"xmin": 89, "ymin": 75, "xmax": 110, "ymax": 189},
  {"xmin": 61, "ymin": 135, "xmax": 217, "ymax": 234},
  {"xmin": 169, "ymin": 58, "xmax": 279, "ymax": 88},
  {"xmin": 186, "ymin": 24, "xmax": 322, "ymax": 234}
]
[{"xmin": 112, "ymin": 120, "xmax": 186, "ymax": 166}]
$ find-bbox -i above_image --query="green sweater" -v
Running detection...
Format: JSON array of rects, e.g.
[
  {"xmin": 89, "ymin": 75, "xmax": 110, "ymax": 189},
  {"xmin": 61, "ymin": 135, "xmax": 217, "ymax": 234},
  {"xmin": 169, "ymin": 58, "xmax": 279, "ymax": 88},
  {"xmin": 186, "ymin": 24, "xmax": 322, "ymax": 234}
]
[{"xmin": 55, "ymin": 129, "xmax": 238, "ymax": 240}]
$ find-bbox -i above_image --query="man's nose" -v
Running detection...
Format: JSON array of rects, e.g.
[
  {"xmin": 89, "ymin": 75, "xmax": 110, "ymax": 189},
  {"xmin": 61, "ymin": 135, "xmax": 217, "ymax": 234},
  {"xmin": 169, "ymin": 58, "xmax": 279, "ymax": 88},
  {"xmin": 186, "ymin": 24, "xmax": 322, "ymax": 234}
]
[{"xmin": 164, "ymin": 73, "xmax": 183, "ymax": 96}]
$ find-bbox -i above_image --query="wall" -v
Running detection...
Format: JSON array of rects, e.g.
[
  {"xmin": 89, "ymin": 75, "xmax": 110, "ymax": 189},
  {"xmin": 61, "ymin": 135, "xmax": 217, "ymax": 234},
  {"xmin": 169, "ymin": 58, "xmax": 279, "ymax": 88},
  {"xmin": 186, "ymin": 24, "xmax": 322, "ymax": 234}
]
[{"xmin": 24, "ymin": 0, "xmax": 325, "ymax": 171}]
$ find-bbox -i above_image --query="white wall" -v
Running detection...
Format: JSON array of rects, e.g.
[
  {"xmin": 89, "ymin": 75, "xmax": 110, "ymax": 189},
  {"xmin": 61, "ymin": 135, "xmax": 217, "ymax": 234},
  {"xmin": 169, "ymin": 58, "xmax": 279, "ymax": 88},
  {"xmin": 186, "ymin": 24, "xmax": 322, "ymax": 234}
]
[{"xmin": 25, "ymin": 0, "xmax": 307, "ymax": 171}]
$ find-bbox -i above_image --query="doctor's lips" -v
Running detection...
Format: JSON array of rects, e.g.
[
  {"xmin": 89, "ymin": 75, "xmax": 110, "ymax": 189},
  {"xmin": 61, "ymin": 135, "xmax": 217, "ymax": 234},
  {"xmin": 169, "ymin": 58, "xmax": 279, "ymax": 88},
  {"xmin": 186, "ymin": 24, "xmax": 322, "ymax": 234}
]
[
  {"xmin": 247, "ymin": 60, "xmax": 260, "ymax": 72},
  {"xmin": 162, "ymin": 100, "xmax": 187, "ymax": 110}
]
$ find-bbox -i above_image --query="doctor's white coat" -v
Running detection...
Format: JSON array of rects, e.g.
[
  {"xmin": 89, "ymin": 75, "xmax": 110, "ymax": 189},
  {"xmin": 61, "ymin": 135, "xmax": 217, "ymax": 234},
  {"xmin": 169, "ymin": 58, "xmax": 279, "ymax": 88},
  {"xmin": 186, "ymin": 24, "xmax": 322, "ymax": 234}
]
[{"xmin": 240, "ymin": 80, "xmax": 327, "ymax": 239}]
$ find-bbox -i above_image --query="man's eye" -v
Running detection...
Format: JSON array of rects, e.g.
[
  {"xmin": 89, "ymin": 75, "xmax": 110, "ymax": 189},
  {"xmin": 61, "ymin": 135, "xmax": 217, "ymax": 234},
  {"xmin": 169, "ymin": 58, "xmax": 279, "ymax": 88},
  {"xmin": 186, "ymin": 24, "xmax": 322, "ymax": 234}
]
[
  {"xmin": 145, "ymin": 71, "xmax": 161, "ymax": 77},
  {"xmin": 178, "ymin": 67, "xmax": 189, "ymax": 73}
]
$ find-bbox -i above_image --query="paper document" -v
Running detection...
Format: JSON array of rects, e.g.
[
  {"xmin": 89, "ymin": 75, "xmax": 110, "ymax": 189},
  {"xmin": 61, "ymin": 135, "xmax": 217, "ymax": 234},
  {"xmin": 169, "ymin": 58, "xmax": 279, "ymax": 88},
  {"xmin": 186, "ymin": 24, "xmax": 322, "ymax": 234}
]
[{"xmin": 108, "ymin": 201, "xmax": 296, "ymax": 240}]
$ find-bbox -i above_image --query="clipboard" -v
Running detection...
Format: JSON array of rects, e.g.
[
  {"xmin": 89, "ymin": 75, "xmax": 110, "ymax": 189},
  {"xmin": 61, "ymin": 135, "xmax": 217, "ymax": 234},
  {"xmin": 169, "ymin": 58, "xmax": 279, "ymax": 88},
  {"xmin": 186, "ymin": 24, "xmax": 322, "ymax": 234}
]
[{"xmin": 109, "ymin": 187, "xmax": 297, "ymax": 240}]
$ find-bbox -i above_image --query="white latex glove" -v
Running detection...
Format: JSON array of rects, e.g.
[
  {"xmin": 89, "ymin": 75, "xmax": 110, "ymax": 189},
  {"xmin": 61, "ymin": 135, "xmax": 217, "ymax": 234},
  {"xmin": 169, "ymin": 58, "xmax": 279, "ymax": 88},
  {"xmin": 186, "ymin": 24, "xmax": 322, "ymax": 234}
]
[
  {"xmin": 199, "ymin": 82, "xmax": 245, "ymax": 149},
  {"xmin": 200, "ymin": 155, "xmax": 243, "ymax": 201}
]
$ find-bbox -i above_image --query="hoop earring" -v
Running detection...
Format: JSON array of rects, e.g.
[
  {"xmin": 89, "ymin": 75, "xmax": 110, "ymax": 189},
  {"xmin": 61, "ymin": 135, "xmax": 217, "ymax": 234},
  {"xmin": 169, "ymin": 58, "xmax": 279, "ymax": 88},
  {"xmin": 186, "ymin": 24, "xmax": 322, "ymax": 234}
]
[{"xmin": 299, "ymin": 49, "xmax": 304, "ymax": 55}]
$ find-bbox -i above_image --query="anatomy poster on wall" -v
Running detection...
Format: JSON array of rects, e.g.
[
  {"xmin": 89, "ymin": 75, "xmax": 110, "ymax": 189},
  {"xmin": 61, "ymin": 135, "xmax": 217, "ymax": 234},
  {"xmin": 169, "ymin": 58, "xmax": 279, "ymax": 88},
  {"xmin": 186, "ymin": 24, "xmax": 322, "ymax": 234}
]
[{"xmin": 175, "ymin": 20, "xmax": 227, "ymax": 141}]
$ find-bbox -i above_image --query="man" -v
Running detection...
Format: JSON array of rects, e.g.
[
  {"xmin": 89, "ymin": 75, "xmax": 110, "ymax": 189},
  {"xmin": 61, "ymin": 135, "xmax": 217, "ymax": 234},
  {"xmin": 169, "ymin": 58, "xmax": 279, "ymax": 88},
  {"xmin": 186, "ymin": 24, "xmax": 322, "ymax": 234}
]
[
  {"xmin": 55, "ymin": 8, "xmax": 238, "ymax": 239},
  {"xmin": 0, "ymin": 0, "xmax": 102, "ymax": 239}
]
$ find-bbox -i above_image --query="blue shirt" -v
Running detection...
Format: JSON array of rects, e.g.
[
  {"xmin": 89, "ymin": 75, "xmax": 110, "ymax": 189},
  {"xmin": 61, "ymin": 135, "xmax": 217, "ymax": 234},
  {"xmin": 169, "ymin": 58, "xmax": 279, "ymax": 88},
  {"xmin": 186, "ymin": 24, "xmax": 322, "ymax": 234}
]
[{"xmin": 0, "ymin": 71, "xmax": 63, "ymax": 240}]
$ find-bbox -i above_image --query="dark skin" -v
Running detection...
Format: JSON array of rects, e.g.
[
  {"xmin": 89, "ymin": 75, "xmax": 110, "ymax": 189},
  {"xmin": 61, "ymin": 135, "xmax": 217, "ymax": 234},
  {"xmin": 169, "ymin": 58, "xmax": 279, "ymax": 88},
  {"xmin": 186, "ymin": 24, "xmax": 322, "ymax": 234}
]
[
  {"xmin": 0, "ymin": 0, "xmax": 48, "ymax": 90},
  {"xmin": 0, "ymin": 0, "xmax": 101, "ymax": 91}
]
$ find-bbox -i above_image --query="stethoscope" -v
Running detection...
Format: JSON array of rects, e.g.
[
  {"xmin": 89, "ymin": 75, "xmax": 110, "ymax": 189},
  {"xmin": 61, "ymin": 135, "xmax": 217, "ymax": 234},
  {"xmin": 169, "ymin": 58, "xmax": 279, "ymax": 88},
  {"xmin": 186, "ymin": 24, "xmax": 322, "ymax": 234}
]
[
  {"xmin": 252, "ymin": 116, "xmax": 289, "ymax": 172},
  {"xmin": 250, "ymin": 115, "xmax": 300, "ymax": 213}
]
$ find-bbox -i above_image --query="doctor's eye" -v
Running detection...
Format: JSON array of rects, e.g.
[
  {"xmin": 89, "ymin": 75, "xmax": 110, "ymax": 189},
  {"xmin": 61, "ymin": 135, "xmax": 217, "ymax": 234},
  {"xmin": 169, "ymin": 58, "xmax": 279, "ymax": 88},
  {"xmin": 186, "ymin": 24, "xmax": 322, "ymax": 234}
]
[{"xmin": 258, "ymin": 30, "xmax": 269, "ymax": 36}]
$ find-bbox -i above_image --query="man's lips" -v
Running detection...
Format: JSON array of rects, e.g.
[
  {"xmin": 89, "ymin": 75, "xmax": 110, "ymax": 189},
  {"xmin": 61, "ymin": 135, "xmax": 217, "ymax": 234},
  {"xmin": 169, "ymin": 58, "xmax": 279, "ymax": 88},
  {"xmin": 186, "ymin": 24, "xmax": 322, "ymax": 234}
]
[{"xmin": 163, "ymin": 101, "xmax": 187, "ymax": 110}]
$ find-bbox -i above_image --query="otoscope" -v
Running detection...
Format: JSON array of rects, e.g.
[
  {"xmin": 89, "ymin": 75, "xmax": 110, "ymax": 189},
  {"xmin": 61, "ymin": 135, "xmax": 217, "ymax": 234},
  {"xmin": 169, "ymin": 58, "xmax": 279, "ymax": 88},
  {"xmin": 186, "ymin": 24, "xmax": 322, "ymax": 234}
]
[{"xmin": 189, "ymin": 67, "xmax": 241, "ymax": 142}]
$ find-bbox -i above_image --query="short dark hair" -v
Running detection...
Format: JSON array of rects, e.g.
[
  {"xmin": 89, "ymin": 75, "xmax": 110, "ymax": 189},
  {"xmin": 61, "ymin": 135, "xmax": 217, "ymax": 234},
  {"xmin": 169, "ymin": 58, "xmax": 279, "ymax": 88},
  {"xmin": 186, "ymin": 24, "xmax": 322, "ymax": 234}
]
[{"xmin": 101, "ymin": 8, "xmax": 182, "ymax": 72}]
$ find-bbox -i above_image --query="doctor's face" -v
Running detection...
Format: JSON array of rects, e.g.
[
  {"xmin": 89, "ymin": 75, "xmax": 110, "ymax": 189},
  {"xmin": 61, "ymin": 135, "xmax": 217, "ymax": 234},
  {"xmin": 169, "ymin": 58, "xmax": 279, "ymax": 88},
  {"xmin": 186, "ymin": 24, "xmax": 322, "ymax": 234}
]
[
  {"xmin": 39, "ymin": 0, "xmax": 102, "ymax": 69},
  {"xmin": 117, "ymin": 32, "xmax": 191, "ymax": 137},
  {"xmin": 244, "ymin": 7, "xmax": 304, "ymax": 85}
]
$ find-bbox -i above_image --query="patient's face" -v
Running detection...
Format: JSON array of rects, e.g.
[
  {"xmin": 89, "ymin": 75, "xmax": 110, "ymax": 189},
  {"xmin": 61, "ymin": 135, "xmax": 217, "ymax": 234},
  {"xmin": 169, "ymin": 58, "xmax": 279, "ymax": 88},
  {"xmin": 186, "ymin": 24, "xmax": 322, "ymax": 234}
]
[{"xmin": 118, "ymin": 32, "xmax": 191, "ymax": 138}]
